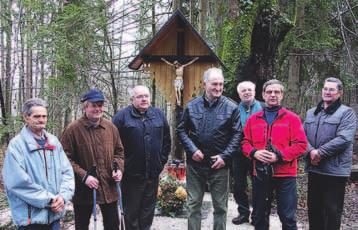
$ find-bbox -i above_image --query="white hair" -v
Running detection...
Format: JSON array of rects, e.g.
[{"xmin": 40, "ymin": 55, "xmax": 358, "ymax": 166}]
[
  {"xmin": 203, "ymin": 68, "xmax": 224, "ymax": 83},
  {"xmin": 129, "ymin": 85, "xmax": 150, "ymax": 98},
  {"xmin": 237, "ymin": 81, "xmax": 256, "ymax": 92}
]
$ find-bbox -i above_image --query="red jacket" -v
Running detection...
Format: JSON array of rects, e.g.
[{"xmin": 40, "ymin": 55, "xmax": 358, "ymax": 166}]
[{"xmin": 242, "ymin": 108, "xmax": 307, "ymax": 177}]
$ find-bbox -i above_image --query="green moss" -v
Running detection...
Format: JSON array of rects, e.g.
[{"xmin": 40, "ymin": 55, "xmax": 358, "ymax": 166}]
[{"xmin": 219, "ymin": 2, "xmax": 258, "ymax": 97}]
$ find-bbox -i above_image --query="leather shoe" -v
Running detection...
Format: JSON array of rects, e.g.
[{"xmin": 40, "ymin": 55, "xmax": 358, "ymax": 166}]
[{"xmin": 232, "ymin": 215, "xmax": 249, "ymax": 225}]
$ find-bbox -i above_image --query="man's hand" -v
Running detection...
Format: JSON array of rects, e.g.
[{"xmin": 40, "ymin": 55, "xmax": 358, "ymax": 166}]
[
  {"xmin": 310, "ymin": 149, "xmax": 321, "ymax": 165},
  {"xmin": 112, "ymin": 170, "xmax": 122, "ymax": 182},
  {"xmin": 192, "ymin": 150, "xmax": 204, "ymax": 162},
  {"xmin": 50, "ymin": 195, "xmax": 65, "ymax": 213},
  {"xmin": 254, "ymin": 150, "xmax": 277, "ymax": 163},
  {"xmin": 211, "ymin": 155, "xmax": 225, "ymax": 169},
  {"xmin": 85, "ymin": 175, "xmax": 99, "ymax": 189}
]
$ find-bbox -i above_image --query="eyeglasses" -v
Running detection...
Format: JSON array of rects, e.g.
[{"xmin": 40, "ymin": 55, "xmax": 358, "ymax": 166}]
[
  {"xmin": 264, "ymin": 90, "xmax": 281, "ymax": 95},
  {"xmin": 322, "ymin": 87, "xmax": 338, "ymax": 93},
  {"xmin": 134, "ymin": 95, "xmax": 150, "ymax": 99}
]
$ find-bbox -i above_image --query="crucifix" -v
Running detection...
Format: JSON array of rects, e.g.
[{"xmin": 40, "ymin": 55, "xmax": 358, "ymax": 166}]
[{"xmin": 161, "ymin": 57, "xmax": 199, "ymax": 106}]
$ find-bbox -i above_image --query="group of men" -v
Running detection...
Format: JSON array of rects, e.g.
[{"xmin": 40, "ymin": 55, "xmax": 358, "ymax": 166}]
[{"xmin": 2, "ymin": 67, "xmax": 356, "ymax": 230}]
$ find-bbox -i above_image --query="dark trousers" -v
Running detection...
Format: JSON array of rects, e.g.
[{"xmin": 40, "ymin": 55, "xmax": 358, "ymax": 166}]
[
  {"xmin": 308, "ymin": 172, "xmax": 347, "ymax": 230},
  {"xmin": 232, "ymin": 154, "xmax": 253, "ymax": 219},
  {"xmin": 122, "ymin": 176, "xmax": 159, "ymax": 230},
  {"xmin": 253, "ymin": 175, "xmax": 297, "ymax": 230},
  {"xmin": 18, "ymin": 220, "xmax": 60, "ymax": 230},
  {"xmin": 74, "ymin": 201, "xmax": 119, "ymax": 230}
]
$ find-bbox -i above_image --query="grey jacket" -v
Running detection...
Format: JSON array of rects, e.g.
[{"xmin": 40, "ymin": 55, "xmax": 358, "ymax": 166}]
[{"xmin": 304, "ymin": 103, "xmax": 357, "ymax": 176}]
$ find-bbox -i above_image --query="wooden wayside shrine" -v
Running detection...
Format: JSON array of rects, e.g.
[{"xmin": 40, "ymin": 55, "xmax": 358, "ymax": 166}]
[
  {"xmin": 128, "ymin": 9, "xmax": 224, "ymax": 159},
  {"xmin": 128, "ymin": 9, "xmax": 224, "ymax": 107}
]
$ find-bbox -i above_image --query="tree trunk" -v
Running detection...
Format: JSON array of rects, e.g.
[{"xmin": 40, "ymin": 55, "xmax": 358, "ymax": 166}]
[
  {"xmin": 237, "ymin": 2, "xmax": 294, "ymax": 100},
  {"xmin": 5, "ymin": 0, "xmax": 13, "ymax": 121},
  {"xmin": 198, "ymin": 0, "xmax": 207, "ymax": 37},
  {"xmin": 0, "ymin": 0, "xmax": 7, "ymax": 126},
  {"xmin": 189, "ymin": 0, "xmax": 195, "ymax": 24},
  {"xmin": 286, "ymin": 54, "xmax": 300, "ymax": 111},
  {"xmin": 172, "ymin": 0, "xmax": 181, "ymax": 10},
  {"xmin": 26, "ymin": 42, "xmax": 33, "ymax": 100},
  {"xmin": 19, "ymin": 6, "xmax": 25, "ymax": 112}
]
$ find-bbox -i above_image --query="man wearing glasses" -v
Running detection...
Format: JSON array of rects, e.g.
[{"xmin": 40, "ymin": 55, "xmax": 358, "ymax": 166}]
[
  {"xmin": 304, "ymin": 77, "xmax": 357, "ymax": 230},
  {"xmin": 112, "ymin": 85, "xmax": 171, "ymax": 230},
  {"xmin": 242, "ymin": 79, "xmax": 307, "ymax": 230}
]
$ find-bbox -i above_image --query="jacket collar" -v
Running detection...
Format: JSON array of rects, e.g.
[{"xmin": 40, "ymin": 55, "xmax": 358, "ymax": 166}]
[
  {"xmin": 239, "ymin": 99, "xmax": 259, "ymax": 110},
  {"xmin": 81, "ymin": 116, "xmax": 106, "ymax": 129},
  {"xmin": 314, "ymin": 98, "xmax": 342, "ymax": 115},
  {"xmin": 20, "ymin": 126, "xmax": 56, "ymax": 152},
  {"xmin": 203, "ymin": 94, "xmax": 222, "ymax": 108},
  {"xmin": 130, "ymin": 105, "xmax": 155, "ymax": 119},
  {"xmin": 256, "ymin": 107, "xmax": 286, "ymax": 119}
]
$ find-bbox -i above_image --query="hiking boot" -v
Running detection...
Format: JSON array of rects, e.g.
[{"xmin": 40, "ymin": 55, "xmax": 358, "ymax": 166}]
[{"xmin": 232, "ymin": 215, "xmax": 250, "ymax": 225}]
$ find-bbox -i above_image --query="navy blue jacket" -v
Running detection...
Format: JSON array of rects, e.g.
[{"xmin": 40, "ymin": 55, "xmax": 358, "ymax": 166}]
[
  {"xmin": 176, "ymin": 95, "xmax": 242, "ymax": 168},
  {"xmin": 113, "ymin": 105, "xmax": 171, "ymax": 179}
]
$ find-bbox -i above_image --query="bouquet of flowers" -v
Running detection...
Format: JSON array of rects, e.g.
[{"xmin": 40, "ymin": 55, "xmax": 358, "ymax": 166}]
[{"xmin": 157, "ymin": 175, "xmax": 187, "ymax": 217}]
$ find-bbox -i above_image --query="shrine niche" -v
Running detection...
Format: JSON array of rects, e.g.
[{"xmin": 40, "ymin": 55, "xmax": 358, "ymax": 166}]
[{"xmin": 128, "ymin": 9, "xmax": 224, "ymax": 107}]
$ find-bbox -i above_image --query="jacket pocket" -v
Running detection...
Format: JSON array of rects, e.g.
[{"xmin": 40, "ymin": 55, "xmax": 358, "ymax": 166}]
[
  {"xmin": 215, "ymin": 113, "xmax": 232, "ymax": 132},
  {"xmin": 321, "ymin": 118, "xmax": 340, "ymax": 140}
]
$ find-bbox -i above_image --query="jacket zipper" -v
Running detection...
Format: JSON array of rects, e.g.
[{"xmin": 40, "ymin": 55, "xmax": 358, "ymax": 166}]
[
  {"xmin": 27, "ymin": 205, "xmax": 31, "ymax": 225},
  {"xmin": 314, "ymin": 113, "xmax": 322, "ymax": 148},
  {"xmin": 43, "ymin": 149, "xmax": 48, "ymax": 180},
  {"xmin": 261, "ymin": 112, "xmax": 285, "ymax": 176},
  {"xmin": 42, "ymin": 149, "xmax": 50, "ymax": 224}
]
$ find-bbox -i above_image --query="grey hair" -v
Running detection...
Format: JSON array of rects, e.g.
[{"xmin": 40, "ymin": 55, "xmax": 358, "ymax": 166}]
[
  {"xmin": 263, "ymin": 79, "xmax": 284, "ymax": 92},
  {"xmin": 203, "ymin": 68, "xmax": 223, "ymax": 83},
  {"xmin": 237, "ymin": 81, "xmax": 256, "ymax": 92},
  {"xmin": 129, "ymin": 85, "xmax": 150, "ymax": 98},
  {"xmin": 324, "ymin": 77, "xmax": 343, "ymax": 91},
  {"xmin": 22, "ymin": 98, "xmax": 48, "ymax": 116}
]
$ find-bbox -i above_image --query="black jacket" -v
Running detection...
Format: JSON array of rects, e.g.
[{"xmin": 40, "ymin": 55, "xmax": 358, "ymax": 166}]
[
  {"xmin": 176, "ymin": 95, "xmax": 242, "ymax": 168},
  {"xmin": 113, "ymin": 105, "xmax": 171, "ymax": 179}
]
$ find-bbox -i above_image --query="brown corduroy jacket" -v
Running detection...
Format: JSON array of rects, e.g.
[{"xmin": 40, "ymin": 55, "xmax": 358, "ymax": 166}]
[{"xmin": 61, "ymin": 116, "xmax": 124, "ymax": 205}]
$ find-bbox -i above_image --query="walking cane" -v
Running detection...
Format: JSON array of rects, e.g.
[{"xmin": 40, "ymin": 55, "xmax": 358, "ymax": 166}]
[
  {"xmin": 113, "ymin": 161, "xmax": 125, "ymax": 230},
  {"xmin": 88, "ymin": 165, "xmax": 97, "ymax": 230}
]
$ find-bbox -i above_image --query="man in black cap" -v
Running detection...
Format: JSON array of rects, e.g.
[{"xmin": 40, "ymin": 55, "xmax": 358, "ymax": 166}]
[{"xmin": 61, "ymin": 88, "xmax": 125, "ymax": 230}]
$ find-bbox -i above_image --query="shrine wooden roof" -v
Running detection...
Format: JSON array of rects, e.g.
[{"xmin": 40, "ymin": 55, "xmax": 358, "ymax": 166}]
[{"xmin": 128, "ymin": 9, "xmax": 224, "ymax": 70}]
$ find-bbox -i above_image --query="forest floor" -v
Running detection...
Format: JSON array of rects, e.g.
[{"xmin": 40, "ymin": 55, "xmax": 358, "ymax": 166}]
[{"xmin": 0, "ymin": 153, "xmax": 357, "ymax": 229}]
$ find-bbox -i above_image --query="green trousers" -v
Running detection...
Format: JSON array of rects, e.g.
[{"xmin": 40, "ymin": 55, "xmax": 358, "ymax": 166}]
[{"xmin": 187, "ymin": 164, "xmax": 229, "ymax": 230}]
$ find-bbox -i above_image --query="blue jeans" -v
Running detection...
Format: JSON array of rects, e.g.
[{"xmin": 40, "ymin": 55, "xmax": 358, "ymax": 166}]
[
  {"xmin": 18, "ymin": 220, "xmax": 60, "ymax": 230},
  {"xmin": 253, "ymin": 176, "xmax": 297, "ymax": 230}
]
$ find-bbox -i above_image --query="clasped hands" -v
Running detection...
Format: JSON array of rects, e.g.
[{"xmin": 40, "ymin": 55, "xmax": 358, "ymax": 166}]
[{"xmin": 192, "ymin": 150, "xmax": 225, "ymax": 169}]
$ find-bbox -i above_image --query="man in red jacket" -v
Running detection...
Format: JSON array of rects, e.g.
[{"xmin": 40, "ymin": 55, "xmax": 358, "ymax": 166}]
[{"xmin": 242, "ymin": 79, "xmax": 307, "ymax": 230}]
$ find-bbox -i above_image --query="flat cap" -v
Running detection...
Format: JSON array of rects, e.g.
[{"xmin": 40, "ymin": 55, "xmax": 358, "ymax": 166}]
[{"xmin": 81, "ymin": 88, "xmax": 105, "ymax": 103}]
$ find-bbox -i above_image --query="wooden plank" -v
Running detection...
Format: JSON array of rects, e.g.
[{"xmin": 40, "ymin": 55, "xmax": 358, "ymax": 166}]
[{"xmin": 142, "ymin": 55, "xmax": 216, "ymax": 63}]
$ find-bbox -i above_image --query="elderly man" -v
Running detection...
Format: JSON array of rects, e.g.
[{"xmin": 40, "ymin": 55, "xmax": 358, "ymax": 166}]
[
  {"xmin": 176, "ymin": 68, "xmax": 242, "ymax": 230},
  {"xmin": 242, "ymin": 79, "xmax": 307, "ymax": 230},
  {"xmin": 61, "ymin": 88, "xmax": 124, "ymax": 230},
  {"xmin": 304, "ymin": 77, "xmax": 357, "ymax": 230},
  {"xmin": 2, "ymin": 98, "xmax": 74, "ymax": 229},
  {"xmin": 232, "ymin": 81, "xmax": 263, "ymax": 225},
  {"xmin": 112, "ymin": 85, "xmax": 171, "ymax": 230}
]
